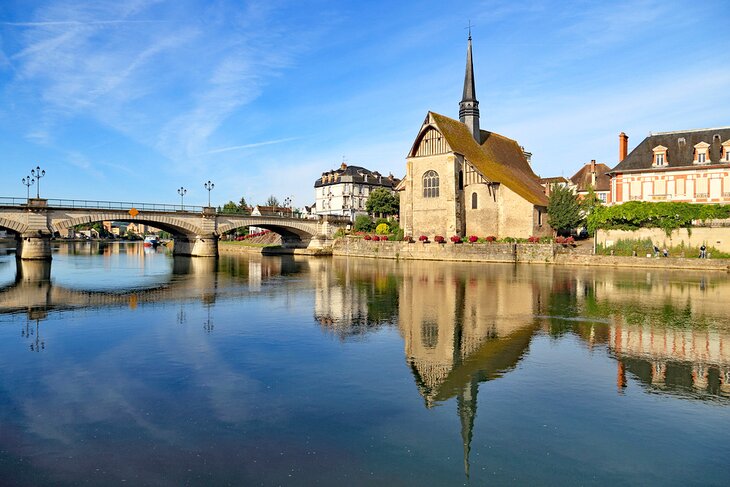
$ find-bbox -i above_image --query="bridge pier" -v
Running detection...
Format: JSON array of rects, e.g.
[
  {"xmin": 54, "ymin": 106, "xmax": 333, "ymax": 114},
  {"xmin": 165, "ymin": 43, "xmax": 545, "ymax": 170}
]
[
  {"xmin": 16, "ymin": 233, "xmax": 53, "ymax": 261},
  {"xmin": 173, "ymin": 234, "xmax": 218, "ymax": 258}
]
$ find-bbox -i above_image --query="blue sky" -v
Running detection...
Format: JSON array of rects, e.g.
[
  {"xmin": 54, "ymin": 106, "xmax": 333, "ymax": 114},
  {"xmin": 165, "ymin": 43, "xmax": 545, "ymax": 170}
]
[{"xmin": 1, "ymin": 0, "xmax": 728, "ymax": 208}]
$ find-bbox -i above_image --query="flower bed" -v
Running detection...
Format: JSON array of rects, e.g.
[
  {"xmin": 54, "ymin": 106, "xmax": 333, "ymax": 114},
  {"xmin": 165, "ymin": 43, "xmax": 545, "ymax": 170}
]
[
  {"xmin": 419, "ymin": 235, "xmax": 429, "ymax": 242},
  {"xmin": 434, "ymin": 235, "xmax": 445, "ymax": 244},
  {"xmin": 450, "ymin": 235, "xmax": 462, "ymax": 243}
]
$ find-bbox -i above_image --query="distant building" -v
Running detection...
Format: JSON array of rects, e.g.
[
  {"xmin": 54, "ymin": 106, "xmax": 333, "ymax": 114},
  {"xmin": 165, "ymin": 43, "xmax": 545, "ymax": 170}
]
[
  {"xmin": 539, "ymin": 176, "xmax": 572, "ymax": 197},
  {"xmin": 398, "ymin": 35, "xmax": 549, "ymax": 239},
  {"xmin": 608, "ymin": 128, "xmax": 730, "ymax": 204},
  {"xmin": 314, "ymin": 163, "xmax": 399, "ymax": 220},
  {"xmin": 251, "ymin": 205, "xmax": 293, "ymax": 218},
  {"xmin": 570, "ymin": 160, "xmax": 611, "ymax": 203}
]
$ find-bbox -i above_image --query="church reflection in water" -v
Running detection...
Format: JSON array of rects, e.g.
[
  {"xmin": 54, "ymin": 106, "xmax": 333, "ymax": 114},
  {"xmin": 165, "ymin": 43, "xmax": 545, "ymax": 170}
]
[{"xmin": 312, "ymin": 259, "xmax": 730, "ymax": 476}]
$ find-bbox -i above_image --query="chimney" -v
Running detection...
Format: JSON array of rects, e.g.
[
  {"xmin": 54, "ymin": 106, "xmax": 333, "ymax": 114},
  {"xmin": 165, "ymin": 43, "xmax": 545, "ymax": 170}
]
[
  {"xmin": 340, "ymin": 162, "xmax": 347, "ymax": 170},
  {"xmin": 590, "ymin": 159, "xmax": 596, "ymax": 187},
  {"xmin": 619, "ymin": 132, "xmax": 629, "ymax": 162}
]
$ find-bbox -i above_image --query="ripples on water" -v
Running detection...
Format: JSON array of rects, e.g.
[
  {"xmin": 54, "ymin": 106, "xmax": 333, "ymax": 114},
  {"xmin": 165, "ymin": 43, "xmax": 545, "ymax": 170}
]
[{"xmin": 0, "ymin": 241, "xmax": 729, "ymax": 486}]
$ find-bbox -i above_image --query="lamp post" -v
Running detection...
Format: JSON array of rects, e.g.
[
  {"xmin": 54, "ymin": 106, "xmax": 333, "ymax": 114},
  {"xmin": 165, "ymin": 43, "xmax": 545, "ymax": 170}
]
[
  {"xmin": 204, "ymin": 180, "xmax": 214, "ymax": 208},
  {"xmin": 22, "ymin": 175, "xmax": 35, "ymax": 200},
  {"xmin": 283, "ymin": 196, "xmax": 292, "ymax": 217},
  {"xmin": 30, "ymin": 166, "xmax": 45, "ymax": 199},
  {"xmin": 177, "ymin": 187, "xmax": 187, "ymax": 210}
]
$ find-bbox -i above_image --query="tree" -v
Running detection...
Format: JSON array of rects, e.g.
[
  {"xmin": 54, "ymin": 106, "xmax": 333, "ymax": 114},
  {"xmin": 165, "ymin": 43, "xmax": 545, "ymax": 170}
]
[
  {"xmin": 365, "ymin": 188, "xmax": 399, "ymax": 217},
  {"xmin": 221, "ymin": 201, "xmax": 239, "ymax": 213},
  {"xmin": 354, "ymin": 214, "xmax": 374, "ymax": 232},
  {"xmin": 265, "ymin": 195, "xmax": 279, "ymax": 207},
  {"xmin": 238, "ymin": 196, "xmax": 248, "ymax": 210},
  {"xmin": 547, "ymin": 184, "xmax": 583, "ymax": 235}
]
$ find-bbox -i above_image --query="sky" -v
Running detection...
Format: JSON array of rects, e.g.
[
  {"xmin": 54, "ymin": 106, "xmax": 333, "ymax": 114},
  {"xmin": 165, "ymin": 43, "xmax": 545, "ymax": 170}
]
[{"xmin": 0, "ymin": 0, "xmax": 728, "ymax": 209}]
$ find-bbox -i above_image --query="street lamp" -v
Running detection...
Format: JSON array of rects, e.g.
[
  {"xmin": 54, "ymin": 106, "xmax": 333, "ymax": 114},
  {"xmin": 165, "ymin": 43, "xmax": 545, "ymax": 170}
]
[
  {"xmin": 22, "ymin": 175, "xmax": 35, "ymax": 200},
  {"xmin": 204, "ymin": 180, "xmax": 214, "ymax": 208},
  {"xmin": 283, "ymin": 196, "xmax": 292, "ymax": 217},
  {"xmin": 177, "ymin": 187, "xmax": 187, "ymax": 210},
  {"xmin": 30, "ymin": 166, "xmax": 45, "ymax": 199}
]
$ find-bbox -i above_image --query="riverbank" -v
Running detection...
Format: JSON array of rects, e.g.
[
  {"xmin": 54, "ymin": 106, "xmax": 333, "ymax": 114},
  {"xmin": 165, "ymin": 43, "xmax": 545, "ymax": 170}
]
[
  {"xmin": 219, "ymin": 241, "xmax": 332, "ymax": 256},
  {"xmin": 332, "ymin": 236, "xmax": 730, "ymax": 271}
]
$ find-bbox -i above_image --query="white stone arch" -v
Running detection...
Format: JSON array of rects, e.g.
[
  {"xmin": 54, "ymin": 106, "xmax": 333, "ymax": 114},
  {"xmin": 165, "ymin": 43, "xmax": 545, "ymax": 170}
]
[
  {"xmin": 52, "ymin": 212, "xmax": 203, "ymax": 237},
  {"xmin": 0, "ymin": 216, "xmax": 28, "ymax": 234}
]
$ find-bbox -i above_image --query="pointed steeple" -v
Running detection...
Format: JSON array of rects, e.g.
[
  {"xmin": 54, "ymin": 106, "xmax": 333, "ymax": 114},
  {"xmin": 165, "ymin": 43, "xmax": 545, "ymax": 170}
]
[{"xmin": 459, "ymin": 32, "xmax": 480, "ymax": 142}]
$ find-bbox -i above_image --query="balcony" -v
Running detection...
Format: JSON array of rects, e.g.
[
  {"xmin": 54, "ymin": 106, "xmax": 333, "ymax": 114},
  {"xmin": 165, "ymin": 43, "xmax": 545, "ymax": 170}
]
[{"xmin": 695, "ymin": 193, "xmax": 709, "ymax": 198}]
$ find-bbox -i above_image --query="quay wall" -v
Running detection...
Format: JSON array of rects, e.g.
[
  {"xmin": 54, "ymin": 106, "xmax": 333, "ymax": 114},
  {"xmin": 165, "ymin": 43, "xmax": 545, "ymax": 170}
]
[
  {"xmin": 597, "ymin": 227, "xmax": 730, "ymax": 253},
  {"xmin": 332, "ymin": 237, "xmax": 553, "ymax": 263},
  {"xmin": 332, "ymin": 237, "xmax": 730, "ymax": 271}
]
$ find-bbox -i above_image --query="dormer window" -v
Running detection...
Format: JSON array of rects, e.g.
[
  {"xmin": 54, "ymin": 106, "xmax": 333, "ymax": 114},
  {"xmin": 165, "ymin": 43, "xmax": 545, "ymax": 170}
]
[
  {"xmin": 652, "ymin": 145, "xmax": 668, "ymax": 167},
  {"xmin": 694, "ymin": 141, "xmax": 710, "ymax": 164},
  {"xmin": 722, "ymin": 140, "xmax": 730, "ymax": 162}
]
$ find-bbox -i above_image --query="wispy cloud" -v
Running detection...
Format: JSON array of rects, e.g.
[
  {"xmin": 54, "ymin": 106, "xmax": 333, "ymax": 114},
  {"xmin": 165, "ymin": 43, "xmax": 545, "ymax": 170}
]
[{"xmin": 205, "ymin": 137, "xmax": 300, "ymax": 155}]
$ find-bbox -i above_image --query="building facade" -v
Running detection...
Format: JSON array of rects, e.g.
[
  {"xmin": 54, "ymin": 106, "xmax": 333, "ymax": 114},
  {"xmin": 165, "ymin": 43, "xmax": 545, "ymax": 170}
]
[
  {"xmin": 570, "ymin": 160, "xmax": 611, "ymax": 203},
  {"xmin": 609, "ymin": 128, "xmax": 730, "ymax": 204},
  {"xmin": 399, "ymin": 36, "xmax": 549, "ymax": 239},
  {"xmin": 314, "ymin": 163, "xmax": 399, "ymax": 220}
]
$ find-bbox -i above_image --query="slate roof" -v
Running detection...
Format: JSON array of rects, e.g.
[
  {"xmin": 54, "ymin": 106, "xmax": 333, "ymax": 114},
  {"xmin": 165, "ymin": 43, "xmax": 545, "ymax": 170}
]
[
  {"xmin": 314, "ymin": 164, "xmax": 399, "ymax": 189},
  {"xmin": 570, "ymin": 162, "xmax": 611, "ymax": 192},
  {"xmin": 610, "ymin": 127, "xmax": 730, "ymax": 173},
  {"xmin": 426, "ymin": 112, "xmax": 548, "ymax": 206}
]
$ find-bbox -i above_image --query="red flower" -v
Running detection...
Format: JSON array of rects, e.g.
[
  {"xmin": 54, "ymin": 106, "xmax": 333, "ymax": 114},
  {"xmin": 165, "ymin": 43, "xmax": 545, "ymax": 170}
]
[
  {"xmin": 434, "ymin": 235, "xmax": 445, "ymax": 243},
  {"xmin": 468, "ymin": 235, "xmax": 478, "ymax": 243},
  {"xmin": 486, "ymin": 236, "xmax": 496, "ymax": 242},
  {"xmin": 364, "ymin": 235, "xmax": 372, "ymax": 241},
  {"xmin": 418, "ymin": 235, "xmax": 429, "ymax": 242}
]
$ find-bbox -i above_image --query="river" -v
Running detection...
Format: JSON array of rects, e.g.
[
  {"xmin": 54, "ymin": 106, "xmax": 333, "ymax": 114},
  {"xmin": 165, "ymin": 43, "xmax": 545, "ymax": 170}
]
[{"xmin": 0, "ymin": 242, "xmax": 728, "ymax": 486}]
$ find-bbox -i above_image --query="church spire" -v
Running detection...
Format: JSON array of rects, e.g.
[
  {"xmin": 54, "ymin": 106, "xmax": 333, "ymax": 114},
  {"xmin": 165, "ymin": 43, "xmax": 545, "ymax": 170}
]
[{"xmin": 459, "ymin": 32, "xmax": 480, "ymax": 142}]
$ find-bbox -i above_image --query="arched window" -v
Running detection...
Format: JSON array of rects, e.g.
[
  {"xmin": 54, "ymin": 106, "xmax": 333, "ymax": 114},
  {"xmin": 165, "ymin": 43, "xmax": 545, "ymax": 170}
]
[
  {"xmin": 423, "ymin": 170, "xmax": 439, "ymax": 198},
  {"xmin": 471, "ymin": 192, "xmax": 478, "ymax": 209}
]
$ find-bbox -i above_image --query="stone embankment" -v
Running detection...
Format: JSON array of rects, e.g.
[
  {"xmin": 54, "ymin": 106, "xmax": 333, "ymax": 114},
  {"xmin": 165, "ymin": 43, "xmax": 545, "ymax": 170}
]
[{"xmin": 332, "ymin": 236, "xmax": 730, "ymax": 271}]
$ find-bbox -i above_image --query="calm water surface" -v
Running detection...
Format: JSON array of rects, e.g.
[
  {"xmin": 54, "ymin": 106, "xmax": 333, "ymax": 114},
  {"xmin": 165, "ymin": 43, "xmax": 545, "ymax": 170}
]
[{"xmin": 0, "ymin": 242, "xmax": 729, "ymax": 486}]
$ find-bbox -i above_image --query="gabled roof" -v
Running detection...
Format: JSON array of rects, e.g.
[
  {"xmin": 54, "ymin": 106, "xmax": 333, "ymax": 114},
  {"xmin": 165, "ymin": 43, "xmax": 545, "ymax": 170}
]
[
  {"xmin": 570, "ymin": 162, "xmax": 611, "ymax": 192},
  {"xmin": 611, "ymin": 127, "xmax": 730, "ymax": 173},
  {"xmin": 423, "ymin": 112, "xmax": 548, "ymax": 206}
]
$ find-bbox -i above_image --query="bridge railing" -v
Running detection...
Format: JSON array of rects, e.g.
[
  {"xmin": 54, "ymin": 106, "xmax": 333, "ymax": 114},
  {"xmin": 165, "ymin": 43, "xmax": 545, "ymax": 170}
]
[{"xmin": 0, "ymin": 197, "xmax": 204, "ymax": 213}]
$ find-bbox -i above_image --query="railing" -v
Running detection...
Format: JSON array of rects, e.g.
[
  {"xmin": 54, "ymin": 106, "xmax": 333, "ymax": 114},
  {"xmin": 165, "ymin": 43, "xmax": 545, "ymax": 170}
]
[
  {"xmin": 0, "ymin": 197, "xmax": 203, "ymax": 212},
  {"xmin": 695, "ymin": 193, "xmax": 709, "ymax": 199},
  {"xmin": 0, "ymin": 197, "xmax": 348, "ymax": 223}
]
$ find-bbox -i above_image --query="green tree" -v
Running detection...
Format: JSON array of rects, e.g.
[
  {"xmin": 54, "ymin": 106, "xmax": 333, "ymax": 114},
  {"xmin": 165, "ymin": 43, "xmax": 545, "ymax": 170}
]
[
  {"xmin": 547, "ymin": 184, "xmax": 583, "ymax": 235},
  {"xmin": 365, "ymin": 188, "xmax": 399, "ymax": 217},
  {"xmin": 238, "ymin": 196, "xmax": 248, "ymax": 210},
  {"xmin": 265, "ymin": 195, "xmax": 279, "ymax": 207},
  {"xmin": 221, "ymin": 201, "xmax": 239, "ymax": 213},
  {"xmin": 354, "ymin": 214, "xmax": 374, "ymax": 232}
]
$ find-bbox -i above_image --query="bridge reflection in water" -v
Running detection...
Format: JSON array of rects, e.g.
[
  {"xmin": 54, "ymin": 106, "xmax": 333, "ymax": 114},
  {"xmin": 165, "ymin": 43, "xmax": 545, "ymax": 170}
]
[{"xmin": 1, "ymin": 252, "xmax": 729, "ymax": 482}]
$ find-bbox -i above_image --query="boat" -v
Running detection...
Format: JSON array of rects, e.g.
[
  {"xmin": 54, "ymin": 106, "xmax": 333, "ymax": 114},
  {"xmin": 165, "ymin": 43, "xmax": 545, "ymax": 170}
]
[{"xmin": 143, "ymin": 235, "xmax": 160, "ymax": 248}]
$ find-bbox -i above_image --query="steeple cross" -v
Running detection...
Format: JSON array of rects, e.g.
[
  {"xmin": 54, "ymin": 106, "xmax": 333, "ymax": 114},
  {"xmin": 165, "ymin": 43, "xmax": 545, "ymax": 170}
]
[{"xmin": 465, "ymin": 20, "xmax": 473, "ymax": 39}]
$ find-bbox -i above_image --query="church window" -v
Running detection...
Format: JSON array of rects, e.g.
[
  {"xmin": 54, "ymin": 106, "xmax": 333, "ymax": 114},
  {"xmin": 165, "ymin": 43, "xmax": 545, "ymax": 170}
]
[
  {"xmin": 458, "ymin": 170, "xmax": 464, "ymax": 190},
  {"xmin": 423, "ymin": 170, "xmax": 439, "ymax": 198},
  {"xmin": 471, "ymin": 192, "xmax": 478, "ymax": 209}
]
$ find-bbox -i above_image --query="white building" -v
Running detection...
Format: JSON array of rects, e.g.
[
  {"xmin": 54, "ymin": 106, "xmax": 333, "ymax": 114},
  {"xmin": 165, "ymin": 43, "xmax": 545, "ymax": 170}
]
[{"xmin": 314, "ymin": 163, "xmax": 400, "ymax": 220}]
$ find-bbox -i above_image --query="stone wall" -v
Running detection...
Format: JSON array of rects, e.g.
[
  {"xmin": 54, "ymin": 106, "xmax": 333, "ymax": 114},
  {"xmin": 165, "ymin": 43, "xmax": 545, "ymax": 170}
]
[
  {"xmin": 597, "ymin": 227, "xmax": 730, "ymax": 253},
  {"xmin": 333, "ymin": 236, "xmax": 554, "ymax": 263}
]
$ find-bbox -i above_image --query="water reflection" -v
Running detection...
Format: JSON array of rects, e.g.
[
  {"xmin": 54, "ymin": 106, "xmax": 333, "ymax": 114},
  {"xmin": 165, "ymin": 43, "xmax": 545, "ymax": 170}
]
[{"xmin": 1, "ymin": 248, "xmax": 729, "ymax": 485}]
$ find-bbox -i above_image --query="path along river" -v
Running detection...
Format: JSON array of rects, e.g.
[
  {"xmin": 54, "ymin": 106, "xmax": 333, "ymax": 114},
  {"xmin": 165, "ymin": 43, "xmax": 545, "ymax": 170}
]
[{"xmin": 0, "ymin": 241, "xmax": 728, "ymax": 486}]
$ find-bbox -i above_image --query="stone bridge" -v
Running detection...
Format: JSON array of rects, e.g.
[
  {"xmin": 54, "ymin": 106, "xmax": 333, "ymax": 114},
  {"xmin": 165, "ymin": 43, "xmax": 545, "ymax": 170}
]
[{"xmin": 0, "ymin": 198, "xmax": 348, "ymax": 260}]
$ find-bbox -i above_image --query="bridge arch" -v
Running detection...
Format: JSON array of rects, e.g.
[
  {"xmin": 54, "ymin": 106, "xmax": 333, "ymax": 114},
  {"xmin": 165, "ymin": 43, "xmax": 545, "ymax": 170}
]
[
  {"xmin": 217, "ymin": 217, "xmax": 322, "ymax": 245},
  {"xmin": 0, "ymin": 217, "xmax": 28, "ymax": 235},
  {"xmin": 52, "ymin": 213, "xmax": 203, "ymax": 237}
]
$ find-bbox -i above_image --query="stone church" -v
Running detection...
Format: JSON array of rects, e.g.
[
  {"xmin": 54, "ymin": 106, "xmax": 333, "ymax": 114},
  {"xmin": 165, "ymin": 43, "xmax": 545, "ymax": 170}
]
[{"xmin": 398, "ymin": 35, "xmax": 549, "ymax": 239}]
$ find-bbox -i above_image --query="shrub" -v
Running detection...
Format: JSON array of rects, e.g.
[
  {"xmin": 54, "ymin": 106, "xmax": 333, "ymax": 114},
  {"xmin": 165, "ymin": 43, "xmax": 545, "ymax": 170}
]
[
  {"xmin": 372, "ymin": 235, "xmax": 380, "ymax": 242},
  {"xmin": 450, "ymin": 235, "xmax": 461, "ymax": 243},
  {"xmin": 555, "ymin": 236, "xmax": 565, "ymax": 244},
  {"xmin": 354, "ymin": 215, "xmax": 374, "ymax": 232},
  {"xmin": 419, "ymin": 235, "xmax": 429, "ymax": 242},
  {"xmin": 375, "ymin": 223, "xmax": 389, "ymax": 235},
  {"xmin": 468, "ymin": 235, "xmax": 478, "ymax": 243},
  {"xmin": 527, "ymin": 236, "xmax": 540, "ymax": 243},
  {"xmin": 364, "ymin": 234, "xmax": 372, "ymax": 241},
  {"xmin": 486, "ymin": 236, "xmax": 496, "ymax": 242},
  {"xmin": 565, "ymin": 236, "xmax": 575, "ymax": 245},
  {"xmin": 434, "ymin": 235, "xmax": 445, "ymax": 243}
]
